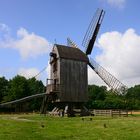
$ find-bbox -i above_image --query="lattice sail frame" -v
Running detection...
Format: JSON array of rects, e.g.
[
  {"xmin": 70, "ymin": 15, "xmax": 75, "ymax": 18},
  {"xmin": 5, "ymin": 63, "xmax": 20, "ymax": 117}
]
[
  {"xmin": 89, "ymin": 58, "xmax": 127, "ymax": 95},
  {"xmin": 82, "ymin": 9, "xmax": 105, "ymax": 55},
  {"xmin": 67, "ymin": 37, "xmax": 78, "ymax": 48}
]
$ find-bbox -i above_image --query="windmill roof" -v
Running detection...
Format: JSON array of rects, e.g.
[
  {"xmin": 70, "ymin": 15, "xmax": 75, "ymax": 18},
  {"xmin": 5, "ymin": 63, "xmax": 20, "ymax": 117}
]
[{"xmin": 55, "ymin": 44, "xmax": 89, "ymax": 62}]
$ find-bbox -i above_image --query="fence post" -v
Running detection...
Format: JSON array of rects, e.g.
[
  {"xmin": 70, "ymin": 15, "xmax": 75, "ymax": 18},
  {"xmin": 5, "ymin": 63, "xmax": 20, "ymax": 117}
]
[{"xmin": 110, "ymin": 110, "xmax": 113, "ymax": 117}]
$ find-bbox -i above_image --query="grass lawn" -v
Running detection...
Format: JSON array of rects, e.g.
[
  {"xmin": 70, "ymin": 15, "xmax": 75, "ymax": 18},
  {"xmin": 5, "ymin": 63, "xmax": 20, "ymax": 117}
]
[{"xmin": 0, "ymin": 114, "xmax": 140, "ymax": 140}]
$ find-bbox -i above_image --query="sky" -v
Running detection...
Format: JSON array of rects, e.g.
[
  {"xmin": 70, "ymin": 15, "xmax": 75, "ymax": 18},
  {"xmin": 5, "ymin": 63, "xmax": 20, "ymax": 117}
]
[{"xmin": 0, "ymin": 0, "xmax": 140, "ymax": 87}]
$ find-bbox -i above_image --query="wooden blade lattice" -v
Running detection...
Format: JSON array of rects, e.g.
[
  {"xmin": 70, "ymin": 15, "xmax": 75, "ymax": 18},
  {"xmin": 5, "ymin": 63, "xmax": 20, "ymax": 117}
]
[
  {"xmin": 82, "ymin": 9, "xmax": 105, "ymax": 55},
  {"xmin": 67, "ymin": 37, "xmax": 78, "ymax": 48},
  {"xmin": 89, "ymin": 58, "xmax": 127, "ymax": 95}
]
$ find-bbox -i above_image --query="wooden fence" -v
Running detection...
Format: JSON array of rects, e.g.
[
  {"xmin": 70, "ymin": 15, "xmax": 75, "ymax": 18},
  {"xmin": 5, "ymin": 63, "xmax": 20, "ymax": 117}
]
[{"xmin": 92, "ymin": 109, "xmax": 128, "ymax": 117}]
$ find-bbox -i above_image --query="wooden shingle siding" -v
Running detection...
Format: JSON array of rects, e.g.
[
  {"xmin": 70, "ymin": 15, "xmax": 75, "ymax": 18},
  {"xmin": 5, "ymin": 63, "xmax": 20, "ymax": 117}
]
[{"xmin": 59, "ymin": 59, "xmax": 88, "ymax": 102}]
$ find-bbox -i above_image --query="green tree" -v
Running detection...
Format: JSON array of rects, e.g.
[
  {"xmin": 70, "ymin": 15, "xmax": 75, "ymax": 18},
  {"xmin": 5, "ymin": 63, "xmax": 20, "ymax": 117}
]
[
  {"xmin": 126, "ymin": 85, "xmax": 140, "ymax": 100},
  {"xmin": 86, "ymin": 85, "xmax": 107, "ymax": 108},
  {"xmin": 0, "ymin": 77, "xmax": 9, "ymax": 103},
  {"xmin": 28, "ymin": 78, "xmax": 45, "ymax": 95},
  {"xmin": 125, "ymin": 85, "xmax": 140, "ymax": 110},
  {"xmin": 27, "ymin": 78, "xmax": 45, "ymax": 111},
  {"xmin": 3, "ymin": 75, "xmax": 46, "ymax": 112},
  {"xmin": 104, "ymin": 92, "xmax": 125, "ymax": 109},
  {"xmin": 86, "ymin": 85, "xmax": 127, "ymax": 109},
  {"xmin": 5, "ymin": 75, "xmax": 29, "ymax": 101}
]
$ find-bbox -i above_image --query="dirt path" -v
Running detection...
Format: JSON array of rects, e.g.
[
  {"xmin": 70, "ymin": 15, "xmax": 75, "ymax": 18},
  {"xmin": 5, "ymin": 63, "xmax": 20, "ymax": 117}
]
[{"xmin": 10, "ymin": 116, "xmax": 33, "ymax": 121}]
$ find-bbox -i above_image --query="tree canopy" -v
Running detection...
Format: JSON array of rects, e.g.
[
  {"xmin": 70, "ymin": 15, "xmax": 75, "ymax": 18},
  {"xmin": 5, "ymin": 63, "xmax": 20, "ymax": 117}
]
[
  {"xmin": 0, "ymin": 75, "xmax": 45, "ymax": 111},
  {"xmin": 0, "ymin": 77, "xmax": 9, "ymax": 103},
  {"xmin": 0, "ymin": 75, "xmax": 140, "ymax": 112},
  {"xmin": 85, "ymin": 84, "xmax": 140, "ymax": 110}
]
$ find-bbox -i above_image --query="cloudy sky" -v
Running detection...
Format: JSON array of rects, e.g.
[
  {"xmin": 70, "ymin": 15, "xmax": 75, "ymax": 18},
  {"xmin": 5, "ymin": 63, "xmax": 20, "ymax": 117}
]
[{"xmin": 0, "ymin": 0, "xmax": 140, "ymax": 87}]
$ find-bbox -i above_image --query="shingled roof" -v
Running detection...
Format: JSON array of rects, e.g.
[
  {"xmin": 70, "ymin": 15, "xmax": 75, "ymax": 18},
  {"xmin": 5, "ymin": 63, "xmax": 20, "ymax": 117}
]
[{"xmin": 55, "ymin": 44, "xmax": 89, "ymax": 62}]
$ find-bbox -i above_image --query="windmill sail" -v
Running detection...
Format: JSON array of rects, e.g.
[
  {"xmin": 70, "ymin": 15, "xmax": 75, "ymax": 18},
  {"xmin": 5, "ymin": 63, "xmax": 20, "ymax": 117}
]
[
  {"xmin": 67, "ymin": 37, "xmax": 78, "ymax": 48},
  {"xmin": 89, "ymin": 58, "xmax": 127, "ymax": 94},
  {"xmin": 82, "ymin": 9, "xmax": 105, "ymax": 55}
]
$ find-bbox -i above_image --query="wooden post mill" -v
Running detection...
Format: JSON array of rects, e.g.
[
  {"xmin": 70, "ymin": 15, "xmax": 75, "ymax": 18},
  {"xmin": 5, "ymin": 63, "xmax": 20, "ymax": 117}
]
[{"xmin": 45, "ymin": 44, "xmax": 89, "ymax": 116}]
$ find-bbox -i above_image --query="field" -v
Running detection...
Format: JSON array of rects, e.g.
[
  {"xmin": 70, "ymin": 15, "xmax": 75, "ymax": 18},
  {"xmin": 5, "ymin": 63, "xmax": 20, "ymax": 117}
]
[{"xmin": 0, "ymin": 114, "xmax": 140, "ymax": 140}]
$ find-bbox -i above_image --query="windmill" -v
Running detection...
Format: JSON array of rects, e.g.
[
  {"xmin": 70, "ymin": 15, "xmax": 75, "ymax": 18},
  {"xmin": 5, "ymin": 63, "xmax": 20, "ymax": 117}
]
[{"xmin": 0, "ymin": 9, "xmax": 127, "ymax": 116}]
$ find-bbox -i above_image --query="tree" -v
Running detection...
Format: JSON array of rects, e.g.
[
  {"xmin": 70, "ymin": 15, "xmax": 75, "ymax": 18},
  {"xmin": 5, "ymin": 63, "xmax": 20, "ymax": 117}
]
[
  {"xmin": 5, "ymin": 75, "xmax": 29, "ymax": 101},
  {"xmin": 88, "ymin": 85, "xmax": 107, "ymax": 100},
  {"xmin": 28, "ymin": 78, "xmax": 45, "ymax": 95},
  {"xmin": 3, "ymin": 75, "xmax": 45, "ymax": 112},
  {"xmin": 27, "ymin": 78, "xmax": 45, "ymax": 111},
  {"xmin": 0, "ymin": 77, "xmax": 9, "ymax": 103},
  {"xmin": 125, "ymin": 85, "xmax": 140, "ymax": 110},
  {"xmin": 126, "ymin": 85, "xmax": 140, "ymax": 100},
  {"xmin": 104, "ymin": 92, "xmax": 125, "ymax": 109},
  {"xmin": 86, "ymin": 85, "xmax": 107, "ymax": 108}
]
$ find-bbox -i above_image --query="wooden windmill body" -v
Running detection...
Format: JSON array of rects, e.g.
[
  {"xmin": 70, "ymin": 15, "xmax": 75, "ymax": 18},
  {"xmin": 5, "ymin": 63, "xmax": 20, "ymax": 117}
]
[{"xmin": 45, "ymin": 45, "xmax": 89, "ymax": 116}]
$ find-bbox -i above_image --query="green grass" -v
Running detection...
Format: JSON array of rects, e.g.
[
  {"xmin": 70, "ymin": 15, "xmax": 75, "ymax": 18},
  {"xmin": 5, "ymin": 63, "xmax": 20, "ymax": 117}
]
[{"xmin": 0, "ymin": 114, "xmax": 140, "ymax": 140}]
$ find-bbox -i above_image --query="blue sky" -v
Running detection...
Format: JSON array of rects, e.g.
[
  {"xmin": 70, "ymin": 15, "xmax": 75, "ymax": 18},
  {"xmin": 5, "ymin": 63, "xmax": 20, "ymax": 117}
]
[{"xmin": 0, "ymin": 0, "xmax": 140, "ymax": 87}]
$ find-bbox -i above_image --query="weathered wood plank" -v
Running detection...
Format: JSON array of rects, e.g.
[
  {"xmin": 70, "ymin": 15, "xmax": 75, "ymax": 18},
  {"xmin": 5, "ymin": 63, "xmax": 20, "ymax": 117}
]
[{"xmin": 49, "ymin": 45, "xmax": 88, "ymax": 102}]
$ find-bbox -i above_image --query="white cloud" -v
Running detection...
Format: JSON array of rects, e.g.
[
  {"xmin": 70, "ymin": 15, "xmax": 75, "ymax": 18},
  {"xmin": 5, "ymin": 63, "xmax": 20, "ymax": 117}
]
[
  {"xmin": 0, "ymin": 23, "xmax": 11, "ymax": 42},
  {"xmin": 0, "ymin": 24, "xmax": 52, "ymax": 59},
  {"xmin": 18, "ymin": 68, "xmax": 40, "ymax": 79},
  {"xmin": 102, "ymin": 0, "xmax": 126, "ymax": 8},
  {"xmin": 14, "ymin": 28, "xmax": 52, "ymax": 59},
  {"xmin": 94, "ymin": 28, "xmax": 140, "ymax": 87},
  {"xmin": 0, "ymin": 23, "xmax": 10, "ymax": 32}
]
